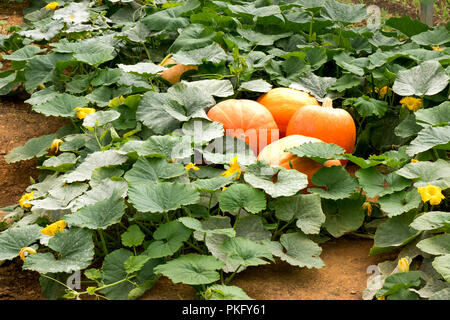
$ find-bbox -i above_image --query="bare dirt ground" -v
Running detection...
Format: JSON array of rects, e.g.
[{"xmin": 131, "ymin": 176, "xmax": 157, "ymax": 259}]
[{"xmin": 0, "ymin": 0, "xmax": 426, "ymax": 301}]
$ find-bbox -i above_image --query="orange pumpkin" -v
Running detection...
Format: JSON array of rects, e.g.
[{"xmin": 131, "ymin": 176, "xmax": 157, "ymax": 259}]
[
  {"xmin": 257, "ymin": 135, "xmax": 342, "ymax": 184},
  {"xmin": 207, "ymin": 99, "xmax": 280, "ymax": 155},
  {"xmin": 286, "ymin": 98, "xmax": 356, "ymax": 154},
  {"xmin": 257, "ymin": 88, "xmax": 319, "ymax": 137},
  {"xmin": 160, "ymin": 56, "xmax": 198, "ymax": 84}
]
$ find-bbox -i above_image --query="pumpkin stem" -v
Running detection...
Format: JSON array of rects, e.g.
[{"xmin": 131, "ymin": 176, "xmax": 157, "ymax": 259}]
[{"xmin": 322, "ymin": 98, "xmax": 333, "ymax": 108}]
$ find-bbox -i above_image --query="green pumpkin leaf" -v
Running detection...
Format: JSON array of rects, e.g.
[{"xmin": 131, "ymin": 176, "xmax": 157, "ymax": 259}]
[
  {"xmin": 392, "ymin": 61, "xmax": 450, "ymax": 96},
  {"xmin": 406, "ymin": 125, "xmax": 450, "ymax": 156},
  {"xmin": 144, "ymin": 221, "xmax": 192, "ymax": 258},
  {"xmin": 411, "ymin": 26, "xmax": 450, "ymax": 46},
  {"xmin": 23, "ymin": 228, "xmax": 94, "ymax": 274},
  {"xmin": 287, "ymin": 142, "xmax": 345, "ymax": 165},
  {"xmin": 320, "ymin": 0, "xmax": 367, "ymax": 23},
  {"xmin": 124, "ymin": 157, "xmax": 185, "ymax": 185},
  {"xmin": 378, "ymin": 190, "xmax": 422, "ymax": 217},
  {"xmin": 220, "ymin": 237, "xmax": 273, "ymax": 267},
  {"xmin": 417, "ymin": 234, "xmax": 450, "ymax": 256},
  {"xmin": 32, "ymin": 93, "xmax": 89, "ymax": 118},
  {"xmin": 172, "ymin": 43, "xmax": 228, "ymax": 65},
  {"xmin": 179, "ymin": 217, "xmax": 236, "ymax": 238},
  {"xmin": 206, "ymin": 284, "xmax": 252, "ymax": 300},
  {"xmin": 218, "ymin": 183, "xmax": 266, "ymax": 214},
  {"xmin": 410, "ymin": 211, "xmax": 450, "ymax": 232},
  {"xmin": 376, "ymin": 271, "xmax": 422, "ymax": 298},
  {"xmin": 309, "ymin": 166, "xmax": 358, "ymax": 200},
  {"xmin": 322, "ymin": 195, "xmax": 365, "ymax": 238},
  {"xmin": 39, "ymin": 153, "xmax": 78, "ymax": 172},
  {"xmin": 432, "ymin": 255, "xmax": 450, "ymax": 282},
  {"xmin": 239, "ymin": 79, "xmax": 272, "ymax": 93},
  {"xmin": 128, "ymin": 182, "xmax": 200, "ymax": 214},
  {"xmin": 154, "ymin": 254, "xmax": 224, "ymax": 285},
  {"xmin": 396, "ymin": 159, "xmax": 450, "ymax": 190},
  {"xmin": 355, "ymin": 168, "xmax": 411, "ymax": 198},
  {"xmin": 0, "ymin": 225, "xmax": 42, "ymax": 260},
  {"xmin": 354, "ymin": 96, "xmax": 388, "ymax": 118},
  {"xmin": 4, "ymin": 134, "xmax": 55, "ymax": 163}
]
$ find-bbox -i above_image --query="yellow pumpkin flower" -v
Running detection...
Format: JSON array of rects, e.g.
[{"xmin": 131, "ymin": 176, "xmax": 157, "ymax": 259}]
[
  {"xmin": 400, "ymin": 97, "xmax": 423, "ymax": 112},
  {"xmin": 45, "ymin": 2, "xmax": 59, "ymax": 10},
  {"xmin": 49, "ymin": 139, "xmax": 63, "ymax": 154},
  {"xmin": 398, "ymin": 257, "xmax": 409, "ymax": 273},
  {"xmin": 377, "ymin": 296, "xmax": 386, "ymax": 300},
  {"xmin": 378, "ymin": 86, "xmax": 391, "ymax": 99},
  {"xmin": 19, "ymin": 247, "xmax": 37, "ymax": 261},
  {"xmin": 185, "ymin": 163, "xmax": 200, "ymax": 172},
  {"xmin": 221, "ymin": 156, "xmax": 241, "ymax": 180},
  {"xmin": 362, "ymin": 201, "xmax": 372, "ymax": 216},
  {"xmin": 74, "ymin": 107, "xmax": 96, "ymax": 120},
  {"xmin": 221, "ymin": 187, "xmax": 228, "ymax": 192},
  {"xmin": 19, "ymin": 192, "xmax": 34, "ymax": 208},
  {"xmin": 411, "ymin": 159, "xmax": 419, "ymax": 163},
  {"xmin": 40, "ymin": 220, "xmax": 67, "ymax": 236},
  {"xmin": 417, "ymin": 184, "xmax": 445, "ymax": 206},
  {"xmin": 432, "ymin": 45, "xmax": 443, "ymax": 52}
]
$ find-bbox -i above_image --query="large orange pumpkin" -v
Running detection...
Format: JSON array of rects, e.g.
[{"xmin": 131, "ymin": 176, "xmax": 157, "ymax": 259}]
[
  {"xmin": 257, "ymin": 135, "xmax": 342, "ymax": 184},
  {"xmin": 257, "ymin": 88, "xmax": 319, "ymax": 137},
  {"xmin": 160, "ymin": 56, "xmax": 198, "ymax": 84},
  {"xmin": 207, "ymin": 99, "xmax": 280, "ymax": 155},
  {"xmin": 286, "ymin": 98, "xmax": 356, "ymax": 154}
]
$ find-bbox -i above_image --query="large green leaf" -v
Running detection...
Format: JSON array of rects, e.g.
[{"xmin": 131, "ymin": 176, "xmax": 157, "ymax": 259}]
[
  {"xmin": 4, "ymin": 134, "xmax": 56, "ymax": 163},
  {"xmin": 64, "ymin": 189, "xmax": 126, "ymax": 230},
  {"xmin": 141, "ymin": 0, "xmax": 200, "ymax": 31},
  {"xmin": 63, "ymin": 150, "xmax": 128, "ymax": 183},
  {"xmin": 376, "ymin": 271, "xmax": 422, "ymax": 298},
  {"xmin": 0, "ymin": 225, "xmax": 42, "ymax": 260},
  {"xmin": 309, "ymin": 166, "xmax": 358, "ymax": 200},
  {"xmin": 234, "ymin": 215, "xmax": 271, "ymax": 242},
  {"xmin": 354, "ymin": 96, "xmax": 388, "ymax": 118},
  {"xmin": 378, "ymin": 190, "xmax": 422, "ymax": 217},
  {"xmin": 172, "ymin": 43, "xmax": 229, "ymax": 65},
  {"xmin": 395, "ymin": 159, "xmax": 450, "ymax": 190},
  {"xmin": 118, "ymin": 62, "xmax": 166, "ymax": 76},
  {"xmin": 206, "ymin": 284, "xmax": 252, "ymax": 300},
  {"xmin": 415, "ymin": 102, "xmax": 450, "ymax": 128},
  {"xmin": 271, "ymin": 193, "xmax": 325, "ymax": 235},
  {"xmin": 218, "ymin": 183, "xmax": 266, "ymax": 214},
  {"xmin": 371, "ymin": 211, "xmax": 421, "ymax": 254},
  {"xmin": 39, "ymin": 153, "xmax": 78, "ymax": 172},
  {"xmin": 128, "ymin": 182, "xmax": 200, "ymax": 214},
  {"xmin": 32, "ymin": 93, "xmax": 89, "ymax": 118},
  {"xmin": 179, "ymin": 217, "xmax": 236, "ymax": 238},
  {"xmin": 220, "ymin": 237, "xmax": 273, "ymax": 267},
  {"xmin": 392, "ymin": 61, "xmax": 450, "ymax": 96},
  {"xmin": 355, "ymin": 168, "xmax": 411, "ymax": 198},
  {"xmin": 410, "ymin": 211, "xmax": 450, "ymax": 232},
  {"xmin": 144, "ymin": 221, "xmax": 192, "ymax": 258},
  {"xmin": 82, "ymin": 110, "xmax": 121, "ymax": 128},
  {"xmin": 406, "ymin": 125, "xmax": 450, "ymax": 156},
  {"xmin": 287, "ymin": 142, "xmax": 345, "ymax": 165},
  {"xmin": 432, "ymin": 255, "xmax": 450, "ymax": 282},
  {"xmin": 244, "ymin": 162, "xmax": 308, "ymax": 198},
  {"xmin": 121, "ymin": 225, "xmax": 145, "ymax": 248},
  {"xmin": 124, "ymin": 157, "xmax": 185, "ymax": 185},
  {"xmin": 263, "ymin": 232, "xmax": 325, "ymax": 269},
  {"xmin": 385, "ymin": 16, "xmax": 430, "ymax": 37},
  {"xmin": 23, "ymin": 228, "xmax": 94, "ymax": 273},
  {"xmin": 154, "ymin": 254, "xmax": 224, "ymax": 285},
  {"xmin": 181, "ymin": 118, "xmax": 224, "ymax": 146},
  {"xmin": 322, "ymin": 195, "xmax": 366, "ymax": 238},
  {"xmin": 320, "ymin": 0, "xmax": 367, "ymax": 23},
  {"xmin": 417, "ymin": 234, "xmax": 450, "ymax": 256},
  {"xmin": 289, "ymin": 72, "xmax": 337, "ymax": 101},
  {"xmin": 411, "ymin": 26, "xmax": 450, "ymax": 46}
]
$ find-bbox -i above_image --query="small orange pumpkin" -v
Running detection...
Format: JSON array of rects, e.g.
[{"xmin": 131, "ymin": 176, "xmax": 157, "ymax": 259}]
[
  {"xmin": 160, "ymin": 56, "xmax": 198, "ymax": 84},
  {"xmin": 257, "ymin": 88, "xmax": 319, "ymax": 137},
  {"xmin": 286, "ymin": 98, "xmax": 356, "ymax": 155},
  {"xmin": 207, "ymin": 99, "xmax": 280, "ymax": 155},
  {"xmin": 257, "ymin": 135, "xmax": 342, "ymax": 185}
]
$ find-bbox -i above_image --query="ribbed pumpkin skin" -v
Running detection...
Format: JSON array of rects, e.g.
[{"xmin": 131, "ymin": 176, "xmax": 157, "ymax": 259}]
[
  {"xmin": 160, "ymin": 57, "xmax": 198, "ymax": 84},
  {"xmin": 257, "ymin": 88, "xmax": 319, "ymax": 137},
  {"xmin": 257, "ymin": 135, "xmax": 342, "ymax": 183},
  {"xmin": 286, "ymin": 99, "xmax": 356, "ymax": 154},
  {"xmin": 207, "ymin": 99, "xmax": 280, "ymax": 155}
]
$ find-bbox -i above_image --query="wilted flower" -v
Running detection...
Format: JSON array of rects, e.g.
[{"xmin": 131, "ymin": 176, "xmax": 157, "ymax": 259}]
[
  {"xmin": 74, "ymin": 107, "xmax": 96, "ymax": 120},
  {"xmin": 221, "ymin": 156, "xmax": 241, "ymax": 180},
  {"xmin": 417, "ymin": 184, "xmax": 445, "ymax": 206},
  {"xmin": 19, "ymin": 247, "xmax": 37, "ymax": 261},
  {"xmin": 45, "ymin": 2, "xmax": 59, "ymax": 10},
  {"xmin": 398, "ymin": 257, "xmax": 409, "ymax": 273},
  {"xmin": 49, "ymin": 139, "xmax": 63, "ymax": 154},
  {"xmin": 378, "ymin": 86, "xmax": 391, "ymax": 99},
  {"xmin": 19, "ymin": 192, "xmax": 34, "ymax": 208},
  {"xmin": 40, "ymin": 220, "xmax": 67, "ymax": 236},
  {"xmin": 362, "ymin": 201, "xmax": 373, "ymax": 216},
  {"xmin": 400, "ymin": 97, "xmax": 423, "ymax": 112},
  {"xmin": 185, "ymin": 163, "xmax": 200, "ymax": 172}
]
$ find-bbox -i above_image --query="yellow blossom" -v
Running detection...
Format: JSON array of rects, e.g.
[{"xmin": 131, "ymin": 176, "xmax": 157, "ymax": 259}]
[
  {"xmin": 362, "ymin": 201, "xmax": 372, "ymax": 216},
  {"xmin": 411, "ymin": 159, "xmax": 419, "ymax": 163},
  {"xmin": 432, "ymin": 45, "xmax": 443, "ymax": 52},
  {"xmin": 398, "ymin": 257, "xmax": 409, "ymax": 273},
  {"xmin": 417, "ymin": 184, "xmax": 445, "ymax": 206},
  {"xmin": 74, "ymin": 107, "xmax": 96, "ymax": 120},
  {"xmin": 45, "ymin": 2, "xmax": 59, "ymax": 10},
  {"xmin": 19, "ymin": 247, "xmax": 37, "ymax": 261},
  {"xmin": 400, "ymin": 97, "xmax": 423, "ymax": 112},
  {"xmin": 378, "ymin": 86, "xmax": 391, "ymax": 99},
  {"xmin": 221, "ymin": 187, "xmax": 228, "ymax": 192},
  {"xmin": 377, "ymin": 296, "xmax": 385, "ymax": 300},
  {"xmin": 40, "ymin": 220, "xmax": 67, "ymax": 236},
  {"xmin": 19, "ymin": 192, "xmax": 34, "ymax": 208},
  {"xmin": 185, "ymin": 163, "xmax": 200, "ymax": 172},
  {"xmin": 49, "ymin": 139, "xmax": 63, "ymax": 154},
  {"xmin": 221, "ymin": 156, "xmax": 241, "ymax": 180}
]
